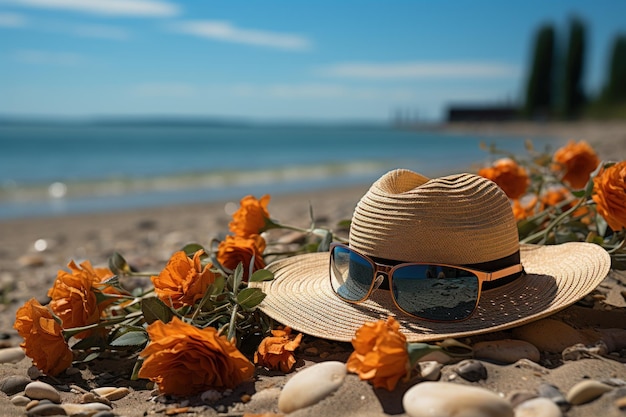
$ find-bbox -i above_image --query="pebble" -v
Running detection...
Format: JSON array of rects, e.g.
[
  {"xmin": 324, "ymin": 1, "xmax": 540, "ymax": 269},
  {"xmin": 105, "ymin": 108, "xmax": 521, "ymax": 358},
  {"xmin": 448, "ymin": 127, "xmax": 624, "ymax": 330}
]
[
  {"xmin": 62, "ymin": 402, "xmax": 112, "ymax": 416},
  {"xmin": 512, "ymin": 319, "xmax": 588, "ymax": 353},
  {"xmin": 0, "ymin": 346, "xmax": 26, "ymax": 363},
  {"xmin": 507, "ymin": 391, "xmax": 538, "ymax": 408},
  {"xmin": 26, "ymin": 402, "xmax": 66, "ymax": 416},
  {"xmin": 25, "ymin": 381, "xmax": 61, "ymax": 403},
  {"xmin": 615, "ymin": 395, "xmax": 626, "ymax": 410},
  {"xmin": 92, "ymin": 386, "xmax": 130, "ymax": 401},
  {"xmin": 537, "ymin": 383, "xmax": 568, "ymax": 411},
  {"xmin": 10, "ymin": 394, "xmax": 31, "ymax": 406},
  {"xmin": 1, "ymin": 375, "xmax": 32, "ymax": 395},
  {"xmin": 566, "ymin": 379, "xmax": 613, "ymax": 405},
  {"xmin": 278, "ymin": 361, "xmax": 347, "ymax": 413},
  {"xmin": 452, "ymin": 359, "xmax": 488, "ymax": 382},
  {"xmin": 514, "ymin": 397, "xmax": 562, "ymax": 417},
  {"xmin": 473, "ymin": 339, "xmax": 540, "ymax": 363},
  {"xmin": 417, "ymin": 361, "xmax": 442, "ymax": 381},
  {"xmin": 403, "ymin": 381, "xmax": 514, "ymax": 417}
]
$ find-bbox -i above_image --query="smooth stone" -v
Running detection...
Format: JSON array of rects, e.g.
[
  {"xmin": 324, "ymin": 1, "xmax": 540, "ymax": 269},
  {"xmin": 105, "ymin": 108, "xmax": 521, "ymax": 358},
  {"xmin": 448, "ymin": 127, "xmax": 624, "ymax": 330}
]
[
  {"xmin": 417, "ymin": 361, "xmax": 442, "ymax": 381},
  {"xmin": 514, "ymin": 397, "xmax": 562, "ymax": 417},
  {"xmin": 537, "ymin": 383, "xmax": 568, "ymax": 411},
  {"xmin": 26, "ymin": 403, "xmax": 67, "ymax": 416},
  {"xmin": 1, "ymin": 375, "xmax": 32, "ymax": 395},
  {"xmin": 278, "ymin": 361, "xmax": 346, "ymax": 413},
  {"xmin": 403, "ymin": 381, "xmax": 514, "ymax": 417},
  {"xmin": 62, "ymin": 402, "xmax": 112, "ymax": 416},
  {"xmin": 512, "ymin": 319, "xmax": 589, "ymax": 353},
  {"xmin": 101, "ymin": 387, "xmax": 130, "ymax": 401},
  {"xmin": 453, "ymin": 359, "xmax": 488, "ymax": 382},
  {"xmin": 0, "ymin": 346, "xmax": 26, "ymax": 363},
  {"xmin": 566, "ymin": 380, "xmax": 613, "ymax": 405},
  {"xmin": 25, "ymin": 381, "xmax": 61, "ymax": 403},
  {"xmin": 11, "ymin": 394, "xmax": 31, "ymax": 406},
  {"xmin": 92, "ymin": 412, "xmax": 116, "ymax": 417},
  {"xmin": 473, "ymin": 339, "xmax": 540, "ymax": 363},
  {"xmin": 91, "ymin": 387, "xmax": 117, "ymax": 396}
]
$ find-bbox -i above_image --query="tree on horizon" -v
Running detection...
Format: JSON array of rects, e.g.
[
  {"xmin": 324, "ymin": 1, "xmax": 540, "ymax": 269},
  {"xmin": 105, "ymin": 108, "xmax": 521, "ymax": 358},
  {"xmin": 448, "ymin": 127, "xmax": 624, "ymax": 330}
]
[{"xmin": 524, "ymin": 24, "xmax": 556, "ymax": 119}]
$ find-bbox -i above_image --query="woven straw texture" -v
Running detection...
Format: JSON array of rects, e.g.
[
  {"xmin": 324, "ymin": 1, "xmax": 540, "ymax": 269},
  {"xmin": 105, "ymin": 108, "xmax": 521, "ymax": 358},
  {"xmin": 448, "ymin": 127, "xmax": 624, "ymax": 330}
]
[
  {"xmin": 252, "ymin": 242, "xmax": 610, "ymax": 342},
  {"xmin": 350, "ymin": 170, "xmax": 520, "ymax": 263}
]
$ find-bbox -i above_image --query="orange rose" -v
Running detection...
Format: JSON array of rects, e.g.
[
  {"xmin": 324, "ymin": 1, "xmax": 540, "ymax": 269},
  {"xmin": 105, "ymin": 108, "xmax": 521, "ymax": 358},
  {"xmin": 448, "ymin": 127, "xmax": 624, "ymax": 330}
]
[
  {"xmin": 138, "ymin": 317, "xmax": 254, "ymax": 395},
  {"xmin": 14, "ymin": 298, "xmax": 73, "ymax": 376},
  {"xmin": 512, "ymin": 197, "xmax": 537, "ymax": 221},
  {"xmin": 346, "ymin": 317, "xmax": 409, "ymax": 391},
  {"xmin": 217, "ymin": 234, "xmax": 266, "ymax": 280},
  {"xmin": 552, "ymin": 140, "xmax": 600, "ymax": 189},
  {"xmin": 254, "ymin": 326, "xmax": 303, "ymax": 372},
  {"xmin": 47, "ymin": 260, "xmax": 111, "ymax": 338},
  {"xmin": 151, "ymin": 250, "xmax": 218, "ymax": 309},
  {"xmin": 478, "ymin": 158, "xmax": 529, "ymax": 200},
  {"xmin": 229, "ymin": 195, "xmax": 271, "ymax": 237},
  {"xmin": 593, "ymin": 161, "xmax": 626, "ymax": 231}
]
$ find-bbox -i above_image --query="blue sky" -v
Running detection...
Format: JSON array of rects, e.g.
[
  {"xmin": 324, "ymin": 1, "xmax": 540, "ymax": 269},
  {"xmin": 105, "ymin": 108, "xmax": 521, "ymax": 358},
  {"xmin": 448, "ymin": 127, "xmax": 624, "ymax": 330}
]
[{"xmin": 1, "ymin": 0, "xmax": 624, "ymax": 122}]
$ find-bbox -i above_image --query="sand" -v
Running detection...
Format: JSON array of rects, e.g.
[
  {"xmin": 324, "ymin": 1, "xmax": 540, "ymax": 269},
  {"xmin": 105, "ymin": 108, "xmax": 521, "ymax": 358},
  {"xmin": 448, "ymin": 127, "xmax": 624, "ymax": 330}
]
[{"xmin": 1, "ymin": 121, "xmax": 625, "ymax": 417}]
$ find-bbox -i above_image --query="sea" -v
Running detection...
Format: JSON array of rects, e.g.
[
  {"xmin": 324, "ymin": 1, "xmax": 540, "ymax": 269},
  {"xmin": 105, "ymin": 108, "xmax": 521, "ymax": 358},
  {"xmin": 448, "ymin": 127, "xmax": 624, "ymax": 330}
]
[{"xmin": 0, "ymin": 122, "xmax": 562, "ymax": 220}]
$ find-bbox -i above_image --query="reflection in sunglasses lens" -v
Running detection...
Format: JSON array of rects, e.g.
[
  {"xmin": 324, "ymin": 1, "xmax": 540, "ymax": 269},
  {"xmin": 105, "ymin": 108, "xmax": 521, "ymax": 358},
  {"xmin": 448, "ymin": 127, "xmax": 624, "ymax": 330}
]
[
  {"xmin": 392, "ymin": 265, "xmax": 479, "ymax": 321},
  {"xmin": 331, "ymin": 246, "xmax": 374, "ymax": 301}
]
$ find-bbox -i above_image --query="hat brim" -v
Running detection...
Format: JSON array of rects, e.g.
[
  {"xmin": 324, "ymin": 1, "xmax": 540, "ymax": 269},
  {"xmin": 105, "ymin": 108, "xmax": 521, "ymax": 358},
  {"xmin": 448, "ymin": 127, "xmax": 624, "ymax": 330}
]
[{"xmin": 251, "ymin": 242, "xmax": 610, "ymax": 342}]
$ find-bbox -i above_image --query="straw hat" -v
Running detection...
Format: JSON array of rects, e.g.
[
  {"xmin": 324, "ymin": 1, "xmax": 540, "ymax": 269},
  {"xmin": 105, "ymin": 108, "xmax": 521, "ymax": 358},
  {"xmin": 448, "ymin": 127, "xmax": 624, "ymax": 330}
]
[{"xmin": 252, "ymin": 169, "xmax": 611, "ymax": 342}]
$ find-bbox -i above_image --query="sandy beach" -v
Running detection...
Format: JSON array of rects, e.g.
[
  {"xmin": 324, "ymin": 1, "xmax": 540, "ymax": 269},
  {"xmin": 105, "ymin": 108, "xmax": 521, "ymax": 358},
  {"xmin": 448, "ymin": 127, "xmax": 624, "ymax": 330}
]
[{"xmin": 1, "ymin": 121, "xmax": 626, "ymax": 417}]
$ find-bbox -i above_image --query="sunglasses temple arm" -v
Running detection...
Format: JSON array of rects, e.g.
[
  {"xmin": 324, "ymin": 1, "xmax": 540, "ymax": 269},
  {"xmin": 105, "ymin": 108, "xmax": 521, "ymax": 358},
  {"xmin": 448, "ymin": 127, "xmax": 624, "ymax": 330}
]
[{"xmin": 484, "ymin": 264, "xmax": 524, "ymax": 282}]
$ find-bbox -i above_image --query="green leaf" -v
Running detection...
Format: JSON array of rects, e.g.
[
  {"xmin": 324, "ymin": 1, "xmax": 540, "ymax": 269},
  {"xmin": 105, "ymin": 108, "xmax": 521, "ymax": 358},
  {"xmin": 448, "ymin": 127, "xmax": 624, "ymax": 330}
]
[
  {"xmin": 110, "ymin": 329, "xmax": 148, "ymax": 347},
  {"xmin": 142, "ymin": 296, "xmax": 174, "ymax": 324},
  {"xmin": 181, "ymin": 243, "xmax": 206, "ymax": 258},
  {"xmin": 228, "ymin": 262, "xmax": 244, "ymax": 294},
  {"xmin": 571, "ymin": 189, "xmax": 586, "ymax": 198},
  {"xmin": 109, "ymin": 252, "xmax": 132, "ymax": 275},
  {"xmin": 236, "ymin": 287, "xmax": 266, "ymax": 310},
  {"xmin": 249, "ymin": 269, "xmax": 274, "ymax": 282}
]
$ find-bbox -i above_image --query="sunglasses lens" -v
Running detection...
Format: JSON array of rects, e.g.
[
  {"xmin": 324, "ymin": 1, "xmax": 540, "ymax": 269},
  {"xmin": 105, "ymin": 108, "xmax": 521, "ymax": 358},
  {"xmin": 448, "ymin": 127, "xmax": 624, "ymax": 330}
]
[
  {"xmin": 392, "ymin": 265, "xmax": 479, "ymax": 321},
  {"xmin": 330, "ymin": 246, "xmax": 374, "ymax": 302}
]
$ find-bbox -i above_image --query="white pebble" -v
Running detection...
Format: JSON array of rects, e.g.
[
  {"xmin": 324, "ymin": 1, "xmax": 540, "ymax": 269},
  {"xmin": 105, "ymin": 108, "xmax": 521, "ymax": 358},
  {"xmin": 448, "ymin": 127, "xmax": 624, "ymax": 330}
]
[
  {"xmin": 24, "ymin": 381, "xmax": 61, "ymax": 403},
  {"xmin": 278, "ymin": 361, "xmax": 347, "ymax": 413},
  {"xmin": 0, "ymin": 347, "xmax": 25, "ymax": 364},
  {"xmin": 417, "ymin": 361, "xmax": 442, "ymax": 381},
  {"xmin": 10, "ymin": 394, "xmax": 30, "ymax": 406},
  {"xmin": 566, "ymin": 380, "xmax": 613, "ymax": 405},
  {"xmin": 403, "ymin": 382, "xmax": 514, "ymax": 417},
  {"xmin": 201, "ymin": 389, "xmax": 222, "ymax": 404},
  {"xmin": 62, "ymin": 402, "xmax": 112, "ymax": 415},
  {"xmin": 515, "ymin": 397, "xmax": 562, "ymax": 417}
]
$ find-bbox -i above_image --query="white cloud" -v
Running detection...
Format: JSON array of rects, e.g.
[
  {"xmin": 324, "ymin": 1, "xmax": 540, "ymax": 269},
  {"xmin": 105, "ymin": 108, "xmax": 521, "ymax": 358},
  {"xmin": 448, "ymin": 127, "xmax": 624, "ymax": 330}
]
[
  {"xmin": 170, "ymin": 20, "xmax": 312, "ymax": 51},
  {"xmin": 317, "ymin": 61, "xmax": 520, "ymax": 79},
  {"xmin": 2, "ymin": 0, "xmax": 179, "ymax": 17},
  {"xmin": 0, "ymin": 11, "xmax": 26, "ymax": 27},
  {"xmin": 132, "ymin": 82, "xmax": 196, "ymax": 97},
  {"xmin": 14, "ymin": 49, "xmax": 83, "ymax": 65}
]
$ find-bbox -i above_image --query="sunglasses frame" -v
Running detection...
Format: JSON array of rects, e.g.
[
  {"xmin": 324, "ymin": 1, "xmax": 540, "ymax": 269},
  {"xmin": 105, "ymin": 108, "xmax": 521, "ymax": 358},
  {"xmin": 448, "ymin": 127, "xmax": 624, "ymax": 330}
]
[{"xmin": 329, "ymin": 242, "xmax": 524, "ymax": 322}]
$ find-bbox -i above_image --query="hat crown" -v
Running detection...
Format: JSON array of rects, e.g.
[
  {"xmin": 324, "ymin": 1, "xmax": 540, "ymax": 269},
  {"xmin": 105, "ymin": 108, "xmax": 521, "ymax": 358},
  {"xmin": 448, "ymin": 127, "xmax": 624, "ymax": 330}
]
[{"xmin": 349, "ymin": 169, "xmax": 520, "ymax": 265}]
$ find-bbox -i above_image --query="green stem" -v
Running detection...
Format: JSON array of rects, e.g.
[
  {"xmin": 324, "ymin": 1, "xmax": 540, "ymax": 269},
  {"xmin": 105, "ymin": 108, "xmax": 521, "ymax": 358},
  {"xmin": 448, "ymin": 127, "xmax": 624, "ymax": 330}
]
[
  {"xmin": 63, "ymin": 311, "xmax": 143, "ymax": 338},
  {"xmin": 520, "ymin": 198, "xmax": 589, "ymax": 244},
  {"xmin": 227, "ymin": 304, "xmax": 239, "ymax": 343}
]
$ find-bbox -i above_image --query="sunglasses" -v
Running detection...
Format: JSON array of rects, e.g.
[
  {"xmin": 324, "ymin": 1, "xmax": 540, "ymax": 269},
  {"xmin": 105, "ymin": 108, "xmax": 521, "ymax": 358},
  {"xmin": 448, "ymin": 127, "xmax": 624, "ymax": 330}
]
[{"xmin": 329, "ymin": 243, "xmax": 524, "ymax": 322}]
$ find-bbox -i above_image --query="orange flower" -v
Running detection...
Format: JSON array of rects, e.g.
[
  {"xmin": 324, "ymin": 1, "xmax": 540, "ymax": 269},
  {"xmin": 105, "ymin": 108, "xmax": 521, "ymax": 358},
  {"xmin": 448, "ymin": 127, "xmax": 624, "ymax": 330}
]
[
  {"xmin": 254, "ymin": 326, "xmax": 303, "ymax": 372},
  {"xmin": 229, "ymin": 195, "xmax": 271, "ymax": 237},
  {"xmin": 478, "ymin": 158, "xmax": 529, "ymax": 199},
  {"xmin": 552, "ymin": 140, "xmax": 600, "ymax": 189},
  {"xmin": 138, "ymin": 317, "xmax": 254, "ymax": 395},
  {"xmin": 512, "ymin": 197, "xmax": 538, "ymax": 221},
  {"xmin": 217, "ymin": 234, "xmax": 266, "ymax": 280},
  {"xmin": 346, "ymin": 317, "xmax": 409, "ymax": 391},
  {"xmin": 14, "ymin": 298, "xmax": 73, "ymax": 376},
  {"xmin": 47, "ymin": 260, "xmax": 112, "ymax": 338},
  {"xmin": 593, "ymin": 161, "xmax": 626, "ymax": 231},
  {"xmin": 151, "ymin": 250, "xmax": 218, "ymax": 309}
]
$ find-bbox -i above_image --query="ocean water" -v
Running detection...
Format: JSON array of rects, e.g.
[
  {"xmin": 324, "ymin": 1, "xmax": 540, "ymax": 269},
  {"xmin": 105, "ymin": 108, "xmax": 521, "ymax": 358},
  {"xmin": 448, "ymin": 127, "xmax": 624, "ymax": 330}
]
[{"xmin": 0, "ymin": 123, "xmax": 560, "ymax": 219}]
